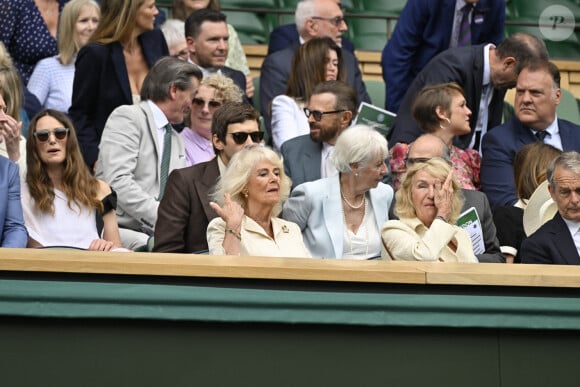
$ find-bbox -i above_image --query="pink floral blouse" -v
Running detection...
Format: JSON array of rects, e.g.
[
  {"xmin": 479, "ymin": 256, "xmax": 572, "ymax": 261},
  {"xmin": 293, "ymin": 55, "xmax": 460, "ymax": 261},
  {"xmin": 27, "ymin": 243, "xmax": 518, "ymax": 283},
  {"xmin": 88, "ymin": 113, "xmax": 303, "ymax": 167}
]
[{"xmin": 389, "ymin": 142, "xmax": 481, "ymax": 191}]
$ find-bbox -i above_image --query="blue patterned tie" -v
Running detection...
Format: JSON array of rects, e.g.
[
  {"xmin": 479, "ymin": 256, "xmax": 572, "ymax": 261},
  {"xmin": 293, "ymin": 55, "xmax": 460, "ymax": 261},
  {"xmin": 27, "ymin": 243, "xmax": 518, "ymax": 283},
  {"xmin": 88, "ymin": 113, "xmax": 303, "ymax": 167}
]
[
  {"xmin": 457, "ymin": 5, "xmax": 472, "ymax": 47},
  {"xmin": 159, "ymin": 123, "xmax": 172, "ymax": 199}
]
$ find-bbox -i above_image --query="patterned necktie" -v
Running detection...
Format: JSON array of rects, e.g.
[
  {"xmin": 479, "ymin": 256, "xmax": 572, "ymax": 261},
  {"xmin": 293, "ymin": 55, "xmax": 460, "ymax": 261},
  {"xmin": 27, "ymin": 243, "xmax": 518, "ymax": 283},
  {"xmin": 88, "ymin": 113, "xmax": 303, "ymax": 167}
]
[
  {"xmin": 457, "ymin": 4, "xmax": 472, "ymax": 47},
  {"xmin": 159, "ymin": 123, "xmax": 172, "ymax": 199},
  {"xmin": 535, "ymin": 130, "xmax": 548, "ymax": 142}
]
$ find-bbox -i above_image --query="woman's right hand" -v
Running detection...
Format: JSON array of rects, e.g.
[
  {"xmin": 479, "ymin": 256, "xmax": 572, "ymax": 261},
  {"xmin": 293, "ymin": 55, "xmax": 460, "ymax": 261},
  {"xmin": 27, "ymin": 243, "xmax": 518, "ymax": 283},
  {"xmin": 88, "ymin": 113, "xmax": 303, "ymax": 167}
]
[
  {"xmin": 209, "ymin": 193, "xmax": 244, "ymax": 232},
  {"xmin": 88, "ymin": 239, "xmax": 115, "ymax": 251},
  {"xmin": 434, "ymin": 170, "xmax": 454, "ymax": 222}
]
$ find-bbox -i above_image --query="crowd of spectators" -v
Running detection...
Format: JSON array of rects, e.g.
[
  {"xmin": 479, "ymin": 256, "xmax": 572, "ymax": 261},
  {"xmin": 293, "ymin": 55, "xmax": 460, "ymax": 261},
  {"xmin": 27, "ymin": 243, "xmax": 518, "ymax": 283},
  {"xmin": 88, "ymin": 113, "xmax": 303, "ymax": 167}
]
[{"xmin": 0, "ymin": 0, "xmax": 579, "ymax": 265}]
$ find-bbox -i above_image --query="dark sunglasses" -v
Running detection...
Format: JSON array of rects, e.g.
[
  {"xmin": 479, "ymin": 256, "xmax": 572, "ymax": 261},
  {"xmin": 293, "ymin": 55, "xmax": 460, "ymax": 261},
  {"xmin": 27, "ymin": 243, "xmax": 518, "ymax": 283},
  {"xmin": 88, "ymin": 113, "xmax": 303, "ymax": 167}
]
[
  {"xmin": 192, "ymin": 98, "xmax": 222, "ymax": 109},
  {"xmin": 34, "ymin": 127, "xmax": 69, "ymax": 142},
  {"xmin": 229, "ymin": 131, "xmax": 264, "ymax": 144},
  {"xmin": 303, "ymin": 108, "xmax": 346, "ymax": 121}
]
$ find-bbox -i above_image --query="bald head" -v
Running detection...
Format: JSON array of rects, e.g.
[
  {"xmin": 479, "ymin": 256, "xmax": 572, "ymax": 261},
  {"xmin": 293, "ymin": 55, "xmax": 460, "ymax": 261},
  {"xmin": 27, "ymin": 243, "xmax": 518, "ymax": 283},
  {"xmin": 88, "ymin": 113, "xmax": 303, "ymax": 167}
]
[{"xmin": 408, "ymin": 134, "xmax": 450, "ymax": 160}]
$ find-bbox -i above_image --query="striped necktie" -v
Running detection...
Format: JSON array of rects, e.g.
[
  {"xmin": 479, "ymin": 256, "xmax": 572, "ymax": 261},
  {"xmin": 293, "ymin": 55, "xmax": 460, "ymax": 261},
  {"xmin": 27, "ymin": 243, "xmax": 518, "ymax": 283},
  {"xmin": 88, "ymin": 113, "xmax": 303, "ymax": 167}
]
[
  {"xmin": 159, "ymin": 123, "xmax": 172, "ymax": 199},
  {"xmin": 457, "ymin": 5, "xmax": 472, "ymax": 47},
  {"xmin": 535, "ymin": 130, "xmax": 548, "ymax": 142}
]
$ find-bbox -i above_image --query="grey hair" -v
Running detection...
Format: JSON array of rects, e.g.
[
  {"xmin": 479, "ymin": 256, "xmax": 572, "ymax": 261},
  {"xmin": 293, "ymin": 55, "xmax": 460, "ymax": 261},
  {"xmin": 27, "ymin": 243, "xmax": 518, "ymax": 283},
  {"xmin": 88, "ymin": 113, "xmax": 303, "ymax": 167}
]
[
  {"xmin": 295, "ymin": 0, "xmax": 316, "ymax": 33},
  {"xmin": 547, "ymin": 151, "xmax": 580, "ymax": 187},
  {"xmin": 140, "ymin": 56, "xmax": 202, "ymax": 102},
  {"xmin": 331, "ymin": 125, "xmax": 388, "ymax": 173},
  {"xmin": 160, "ymin": 19, "xmax": 185, "ymax": 49}
]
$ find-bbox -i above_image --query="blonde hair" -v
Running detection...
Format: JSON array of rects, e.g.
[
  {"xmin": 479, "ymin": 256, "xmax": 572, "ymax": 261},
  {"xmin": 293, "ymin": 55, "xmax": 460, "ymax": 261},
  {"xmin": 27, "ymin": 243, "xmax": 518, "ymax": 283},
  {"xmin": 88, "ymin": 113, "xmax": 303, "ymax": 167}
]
[
  {"xmin": 59, "ymin": 0, "xmax": 100, "ymax": 65},
  {"xmin": 211, "ymin": 145, "xmax": 291, "ymax": 218},
  {"xmin": 185, "ymin": 74, "xmax": 242, "ymax": 127},
  {"xmin": 395, "ymin": 158, "xmax": 464, "ymax": 224},
  {"xmin": 0, "ymin": 42, "xmax": 23, "ymax": 121},
  {"xmin": 90, "ymin": 0, "xmax": 145, "ymax": 44}
]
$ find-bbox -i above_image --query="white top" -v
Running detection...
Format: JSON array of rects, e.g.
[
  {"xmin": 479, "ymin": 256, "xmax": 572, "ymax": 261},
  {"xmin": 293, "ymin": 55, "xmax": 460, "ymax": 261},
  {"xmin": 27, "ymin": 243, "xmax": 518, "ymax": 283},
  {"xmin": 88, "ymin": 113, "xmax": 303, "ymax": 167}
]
[
  {"xmin": 271, "ymin": 95, "xmax": 309, "ymax": 152},
  {"xmin": 21, "ymin": 183, "xmax": 99, "ymax": 249},
  {"xmin": 342, "ymin": 198, "xmax": 381, "ymax": 260},
  {"xmin": 27, "ymin": 55, "xmax": 75, "ymax": 113}
]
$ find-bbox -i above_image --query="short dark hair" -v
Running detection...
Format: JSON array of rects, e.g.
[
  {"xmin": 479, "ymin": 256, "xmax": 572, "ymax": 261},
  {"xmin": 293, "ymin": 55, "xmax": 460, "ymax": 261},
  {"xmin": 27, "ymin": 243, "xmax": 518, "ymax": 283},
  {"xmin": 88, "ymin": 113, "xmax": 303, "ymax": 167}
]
[
  {"xmin": 495, "ymin": 32, "xmax": 549, "ymax": 75},
  {"xmin": 211, "ymin": 102, "xmax": 260, "ymax": 154},
  {"xmin": 184, "ymin": 8, "xmax": 227, "ymax": 39},
  {"xmin": 412, "ymin": 82, "xmax": 465, "ymax": 133},
  {"xmin": 523, "ymin": 60, "xmax": 561, "ymax": 89},
  {"xmin": 140, "ymin": 56, "xmax": 202, "ymax": 102},
  {"xmin": 310, "ymin": 80, "xmax": 358, "ymax": 123}
]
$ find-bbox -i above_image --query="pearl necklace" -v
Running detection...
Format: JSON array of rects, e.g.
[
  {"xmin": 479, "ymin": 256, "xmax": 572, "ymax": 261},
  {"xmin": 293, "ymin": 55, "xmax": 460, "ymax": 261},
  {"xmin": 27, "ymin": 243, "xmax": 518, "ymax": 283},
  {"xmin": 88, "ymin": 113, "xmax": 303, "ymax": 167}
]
[
  {"xmin": 342, "ymin": 196, "xmax": 369, "ymax": 256},
  {"xmin": 340, "ymin": 189, "xmax": 365, "ymax": 209}
]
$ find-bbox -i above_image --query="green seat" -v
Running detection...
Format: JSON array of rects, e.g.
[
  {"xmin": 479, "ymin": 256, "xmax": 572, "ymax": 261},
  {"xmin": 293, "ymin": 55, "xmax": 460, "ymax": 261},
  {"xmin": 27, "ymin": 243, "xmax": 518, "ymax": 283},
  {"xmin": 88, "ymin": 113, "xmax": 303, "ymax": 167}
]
[
  {"xmin": 358, "ymin": 0, "xmax": 406, "ymax": 15},
  {"xmin": 224, "ymin": 11, "xmax": 269, "ymax": 44},
  {"xmin": 221, "ymin": 0, "xmax": 280, "ymax": 8},
  {"xmin": 347, "ymin": 18, "xmax": 388, "ymax": 50},
  {"xmin": 557, "ymin": 88, "xmax": 580, "ymax": 123},
  {"xmin": 363, "ymin": 80, "xmax": 386, "ymax": 109}
]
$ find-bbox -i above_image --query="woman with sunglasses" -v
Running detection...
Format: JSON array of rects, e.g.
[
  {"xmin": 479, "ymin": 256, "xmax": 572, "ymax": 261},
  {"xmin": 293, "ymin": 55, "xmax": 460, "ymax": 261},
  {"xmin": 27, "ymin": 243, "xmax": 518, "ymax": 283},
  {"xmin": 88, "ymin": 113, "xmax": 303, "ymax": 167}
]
[
  {"xmin": 207, "ymin": 144, "xmax": 310, "ymax": 257},
  {"xmin": 389, "ymin": 82, "xmax": 479, "ymax": 191},
  {"xmin": 270, "ymin": 36, "xmax": 345, "ymax": 151},
  {"xmin": 381, "ymin": 158, "xmax": 477, "ymax": 262},
  {"xmin": 181, "ymin": 74, "xmax": 243, "ymax": 166},
  {"xmin": 21, "ymin": 109, "xmax": 123, "ymax": 250},
  {"xmin": 283, "ymin": 125, "xmax": 392, "ymax": 259}
]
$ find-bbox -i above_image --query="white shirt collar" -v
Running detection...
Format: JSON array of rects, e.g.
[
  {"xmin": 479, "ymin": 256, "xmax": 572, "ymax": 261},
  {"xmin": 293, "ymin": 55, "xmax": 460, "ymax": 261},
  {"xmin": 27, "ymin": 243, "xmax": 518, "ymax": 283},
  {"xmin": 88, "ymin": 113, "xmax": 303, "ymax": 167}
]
[{"xmin": 147, "ymin": 100, "xmax": 170, "ymax": 129}]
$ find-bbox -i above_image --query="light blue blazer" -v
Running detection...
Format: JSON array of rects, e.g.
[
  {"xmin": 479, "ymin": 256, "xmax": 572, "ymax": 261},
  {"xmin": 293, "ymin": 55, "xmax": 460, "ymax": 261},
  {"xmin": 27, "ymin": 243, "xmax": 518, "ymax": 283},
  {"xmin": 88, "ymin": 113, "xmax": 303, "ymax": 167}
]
[
  {"xmin": 0, "ymin": 156, "xmax": 27, "ymax": 247},
  {"xmin": 282, "ymin": 175, "xmax": 394, "ymax": 258}
]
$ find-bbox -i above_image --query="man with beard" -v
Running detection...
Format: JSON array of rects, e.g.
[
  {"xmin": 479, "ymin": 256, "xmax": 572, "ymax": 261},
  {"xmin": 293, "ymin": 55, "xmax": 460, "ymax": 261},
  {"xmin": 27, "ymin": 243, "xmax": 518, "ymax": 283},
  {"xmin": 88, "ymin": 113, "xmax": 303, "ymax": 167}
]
[{"xmin": 281, "ymin": 80, "xmax": 357, "ymax": 191}]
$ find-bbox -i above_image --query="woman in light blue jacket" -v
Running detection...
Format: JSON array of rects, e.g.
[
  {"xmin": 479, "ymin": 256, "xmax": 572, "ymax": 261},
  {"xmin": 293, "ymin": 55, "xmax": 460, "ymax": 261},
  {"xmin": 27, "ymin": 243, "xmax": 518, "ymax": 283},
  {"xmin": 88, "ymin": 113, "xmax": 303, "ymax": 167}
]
[{"xmin": 282, "ymin": 125, "xmax": 394, "ymax": 259}]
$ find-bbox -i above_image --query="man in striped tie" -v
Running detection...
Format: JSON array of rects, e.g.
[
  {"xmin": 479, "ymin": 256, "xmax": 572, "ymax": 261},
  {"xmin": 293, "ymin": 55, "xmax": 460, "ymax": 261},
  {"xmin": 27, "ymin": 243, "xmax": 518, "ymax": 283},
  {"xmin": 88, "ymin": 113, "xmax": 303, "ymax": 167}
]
[{"xmin": 96, "ymin": 57, "xmax": 202, "ymax": 250}]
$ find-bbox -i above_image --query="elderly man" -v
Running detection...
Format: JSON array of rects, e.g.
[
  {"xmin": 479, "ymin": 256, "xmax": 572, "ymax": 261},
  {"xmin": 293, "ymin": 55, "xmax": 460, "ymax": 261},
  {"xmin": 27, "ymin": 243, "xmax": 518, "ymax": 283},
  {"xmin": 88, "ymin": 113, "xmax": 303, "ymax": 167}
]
[
  {"xmin": 281, "ymin": 80, "xmax": 357, "ymax": 190},
  {"xmin": 521, "ymin": 152, "xmax": 580, "ymax": 264},
  {"xmin": 389, "ymin": 33, "xmax": 548, "ymax": 152},
  {"xmin": 185, "ymin": 9, "xmax": 251, "ymax": 101},
  {"xmin": 260, "ymin": 0, "xmax": 370, "ymax": 137},
  {"xmin": 96, "ymin": 57, "xmax": 202, "ymax": 249},
  {"xmin": 405, "ymin": 134, "xmax": 505, "ymax": 263},
  {"xmin": 382, "ymin": 0, "xmax": 505, "ymax": 113},
  {"xmin": 481, "ymin": 61, "xmax": 580, "ymax": 209},
  {"xmin": 154, "ymin": 103, "xmax": 263, "ymax": 253}
]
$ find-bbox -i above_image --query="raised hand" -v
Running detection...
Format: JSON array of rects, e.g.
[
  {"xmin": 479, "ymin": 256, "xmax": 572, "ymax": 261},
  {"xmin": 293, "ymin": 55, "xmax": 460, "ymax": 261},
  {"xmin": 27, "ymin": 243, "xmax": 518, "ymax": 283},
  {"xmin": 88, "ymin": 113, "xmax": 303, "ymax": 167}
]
[{"xmin": 434, "ymin": 170, "xmax": 454, "ymax": 222}]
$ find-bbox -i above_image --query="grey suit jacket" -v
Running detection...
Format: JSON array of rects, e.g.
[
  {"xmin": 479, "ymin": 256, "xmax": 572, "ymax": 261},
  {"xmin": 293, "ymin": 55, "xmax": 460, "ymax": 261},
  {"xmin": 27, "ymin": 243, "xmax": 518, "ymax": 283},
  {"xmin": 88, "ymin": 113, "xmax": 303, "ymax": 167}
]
[
  {"xmin": 283, "ymin": 175, "xmax": 394, "ymax": 258},
  {"xmin": 96, "ymin": 101, "xmax": 186, "ymax": 233},
  {"xmin": 281, "ymin": 134, "xmax": 322, "ymax": 190},
  {"xmin": 461, "ymin": 189, "xmax": 505, "ymax": 263}
]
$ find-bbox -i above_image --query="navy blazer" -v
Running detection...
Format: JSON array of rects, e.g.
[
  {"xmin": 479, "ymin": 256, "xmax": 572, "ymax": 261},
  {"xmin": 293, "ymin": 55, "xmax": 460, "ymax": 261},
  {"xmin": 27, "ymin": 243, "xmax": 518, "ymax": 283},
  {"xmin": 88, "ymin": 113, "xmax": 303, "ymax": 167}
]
[
  {"xmin": 481, "ymin": 117, "xmax": 580, "ymax": 209},
  {"xmin": 260, "ymin": 42, "xmax": 370, "ymax": 136},
  {"xmin": 381, "ymin": 0, "xmax": 504, "ymax": 112},
  {"xmin": 267, "ymin": 24, "xmax": 355, "ymax": 55},
  {"xmin": 69, "ymin": 29, "xmax": 169, "ymax": 167},
  {"xmin": 0, "ymin": 156, "xmax": 27, "ymax": 247},
  {"xmin": 388, "ymin": 44, "xmax": 506, "ymax": 149},
  {"xmin": 521, "ymin": 212, "xmax": 580, "ymax": 265}
]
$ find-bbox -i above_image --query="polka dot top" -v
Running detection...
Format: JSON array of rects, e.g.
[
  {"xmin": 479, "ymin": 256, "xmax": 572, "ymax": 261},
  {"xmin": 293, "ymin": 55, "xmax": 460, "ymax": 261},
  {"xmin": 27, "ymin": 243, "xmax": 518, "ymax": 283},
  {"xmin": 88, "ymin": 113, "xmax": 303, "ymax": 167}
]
[{"xmin": 0, "ymin": 0, "xmax": 66, "ymax": 84}]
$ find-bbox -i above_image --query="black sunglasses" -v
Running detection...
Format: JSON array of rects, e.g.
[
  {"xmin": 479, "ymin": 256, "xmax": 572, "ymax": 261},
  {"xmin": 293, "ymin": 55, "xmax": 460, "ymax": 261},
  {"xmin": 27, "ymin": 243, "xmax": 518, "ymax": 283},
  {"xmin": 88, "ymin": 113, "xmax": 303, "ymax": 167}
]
[
  {"xmin": 34, "ymin": 127, "xmax": 69, "ymax": 142},
  {"xmin": 229, "ymin": 131, "xmax": 264, "ymax": 144},
  {"xmin": 192, "ymin": 98, "xmax": 222, "ymax": 109},
  {"xmin": 303, "ymin": 108, "xmax": 346, "ymax": 121}
]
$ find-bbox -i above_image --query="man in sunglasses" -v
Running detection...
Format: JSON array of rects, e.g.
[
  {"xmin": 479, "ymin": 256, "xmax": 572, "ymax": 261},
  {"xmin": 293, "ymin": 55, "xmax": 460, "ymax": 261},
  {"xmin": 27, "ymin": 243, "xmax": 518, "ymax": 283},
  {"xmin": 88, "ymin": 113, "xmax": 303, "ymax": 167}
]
[
  {"xmin": 260, "ymin": 0, "xmax": 370, "ymax": 139},
  {"xmin": 404, "ymin": 134, "xmax": 505, "ymax": 263},
  {"xmin": 185, "ymin": 9, "xmax": 251, "ymax": 103},
  {"xmin": 281, "ymin": 80, "xmax": 356, "ymax": 191},
  {"xmin": 96, "ymin": 57, "xmax": 202, "ymax": 250},
  {"xmin": 154, "ymin": 102, "xmax": 263, "ymax": 253}
]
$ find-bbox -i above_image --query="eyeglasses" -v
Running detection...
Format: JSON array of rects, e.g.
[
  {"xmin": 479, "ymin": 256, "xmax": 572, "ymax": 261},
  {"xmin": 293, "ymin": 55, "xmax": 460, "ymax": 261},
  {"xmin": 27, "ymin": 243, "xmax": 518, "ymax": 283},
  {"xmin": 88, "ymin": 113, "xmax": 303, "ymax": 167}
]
[
  {"xmin": 311, "ymin": 16, "xmax": 346, "ymax": 27},
  {"xmin": 229, "ymin": 131, "xmax": 264, "ymax": 144},
  {"xmin": 404, "ymin": 156, "xmax": 452, "ymax": 166},
  {"xmin": 34, "ymin": 127, "xmax": 69, "ymax": 142},
  {"xmin": 192, "ymin": 98, "xmax": 222, "ymax": 110},
  {"xmin": 171, "ymin": 49, "xmax": 189, "ymax": 61},
  {"xmin": 303, "ymin": 108, "xmax": 346, "ymax": 121}
]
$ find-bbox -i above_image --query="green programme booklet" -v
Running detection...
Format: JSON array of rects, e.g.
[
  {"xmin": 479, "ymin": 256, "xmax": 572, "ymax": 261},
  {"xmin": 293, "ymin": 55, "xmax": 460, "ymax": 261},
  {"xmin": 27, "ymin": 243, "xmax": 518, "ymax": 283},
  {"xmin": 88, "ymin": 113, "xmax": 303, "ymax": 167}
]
[
  {"xmin": 456, "ymin": 206, "xmax": 484, "ymax": 255},
  {"xmin": 353, "ymin": 102, "xmax": 396, "ymax": 137}
]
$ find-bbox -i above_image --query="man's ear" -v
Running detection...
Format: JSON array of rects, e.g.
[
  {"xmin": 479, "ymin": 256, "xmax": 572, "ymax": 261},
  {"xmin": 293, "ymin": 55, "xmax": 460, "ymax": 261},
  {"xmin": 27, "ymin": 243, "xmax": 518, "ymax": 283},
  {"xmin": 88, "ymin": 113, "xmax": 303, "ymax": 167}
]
[
  {"xmin": 212, "ymin": 133, "xmax": 224, "ymax": 151},
  {"xmin": 303, "ymin": 18, "xmax": 318, "ymax": 39},
  {"xmin": 186, "ymin": 36, "xmax": 196, "ymax": 55},
  {"xmin": 503, "ymin": 56, "xmax": 516, "ymax": 71},
  {"xmin": 548, "ymin": 183, "xmax": 557, "ymax": 202},
  {"xmin": 435, "ymin": 106, "xmax": 448, "ymax": 121},
  {"xmin": 168, "ymin": 84, "xmax": 177, "ymax": 101},
  {"xmin": 341, "ymin": 110, "xmax": 353, "ymax": 126}
]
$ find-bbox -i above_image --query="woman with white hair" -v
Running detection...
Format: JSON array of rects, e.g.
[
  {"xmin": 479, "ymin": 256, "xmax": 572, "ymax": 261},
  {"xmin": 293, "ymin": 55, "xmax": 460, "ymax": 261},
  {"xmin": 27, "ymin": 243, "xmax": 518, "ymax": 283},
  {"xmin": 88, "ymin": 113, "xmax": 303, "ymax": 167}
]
[
  {"xmin": 207, "ymin": 144, "xmax": 310, "ymax": 257},
  {"xmin": 282, "ymin": 125, "xmax": 393, "ymax": 259}
]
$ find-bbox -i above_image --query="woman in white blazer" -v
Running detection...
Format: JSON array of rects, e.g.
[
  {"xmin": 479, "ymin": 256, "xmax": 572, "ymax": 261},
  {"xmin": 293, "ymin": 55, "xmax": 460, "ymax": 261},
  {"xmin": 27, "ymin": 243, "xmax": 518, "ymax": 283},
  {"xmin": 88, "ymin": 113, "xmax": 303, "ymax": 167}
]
[{"xmin": 282, "ymin": 125, "xmax": 394, "ymax": 259}]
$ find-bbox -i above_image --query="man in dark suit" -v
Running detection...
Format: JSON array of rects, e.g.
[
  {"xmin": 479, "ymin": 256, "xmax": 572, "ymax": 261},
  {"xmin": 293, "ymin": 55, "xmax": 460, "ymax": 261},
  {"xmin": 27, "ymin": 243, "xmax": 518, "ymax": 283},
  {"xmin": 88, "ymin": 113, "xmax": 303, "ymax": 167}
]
[
  {"xmin": 154, "ymin": 103, "xmax": 262, "ymax": 253},
  {"xmin": 521, "ymin": 152, "xmax": 580, "ymax": 265},
  {"xmin": 268, "ymin": 24, "xmax": 355, "ymax": 54},
  {"xmin": 260, "ymin": 0, "xmax": 370, "ymax": 137},
  {"xmin": 185, "ymin": 9, "xmax": 249, "ymax": 103},
  {"xmin": 381, "ymin": 0, "xmax": 505, "ymax": 113},
  {"xmin": 389, "ymin": 33, "xmax": 549, "ymax": 152},
  {"xmin": 281, "ymin": 80, "xmax": 356, "ymax": 190},
  {"xmin": 481, "ymin": 61, "xmax": 580, "ymax": 209},
  {"xmin": 406, "ymin": 134, "xmax": 505, "ymax": 263}
]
